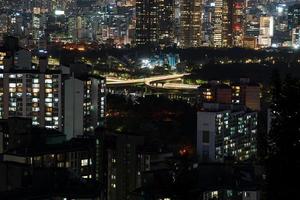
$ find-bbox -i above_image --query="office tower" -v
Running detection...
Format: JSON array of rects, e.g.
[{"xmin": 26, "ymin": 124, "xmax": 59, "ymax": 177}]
[
  {"xmin": 64, "ymin": 71, "xmax": 106, "ymax": 140},
  {"xmin": 179, "ymin": 0, "xmax": 202, "ymax": 48},
  {"xmin": 213, "ymin": 0, "xmax": 232, "ymax": 47},
  {"xmin": 212, "ymin": 0, "xmax": 246, "ymax": 47},
  {"xmin": 202, "ymin": 0, "xmax": 215, "ymax": 46},
  {"xmin": 197, "ymin": 103, "xmax": 258, "ymax": 162},
  {"xmin": 231, "ymin": 0, "xmax": 245, "ymax": 47},
  {"xmin": 32, "ymin": 7, "xmax": 47, "ymax": 44},
  {"xmin": 288, "ymin": 4, "xmax": 300, "ymax": 47},
  {"xmin": 135, "ymin": 0, "xmax": 159, "ymax": 46},
  {"xmin": 136, "ymin": 0, "xmax": 175, "ymax": 47},
  {"xmin": 245, "ymin": 14, "xmax": 260, "ymax": 38},
  {"xmin": 258, "ymin": 16, "xmax": 274, "ymax": 48},
  {"xmin": 158, "ymin": 0, "xmax": 175, "ymax": 47},
  {"xmin": 272, "ymin": 3, "xmax": 289, "ymax": 46},
  {"xmin": 10, "ymin": 14, "xmax": 24, "ymax": 37},
  {"xmin": 292, "ymin": 27, "xmax": 300, "ymax": 48},
  {"xmin": 288, "ymin": 4, "xmax": 300, "ymax": 32},
  {"xmin": 0, "ymin": 14, "xmax": 8, "ymax": 40}
]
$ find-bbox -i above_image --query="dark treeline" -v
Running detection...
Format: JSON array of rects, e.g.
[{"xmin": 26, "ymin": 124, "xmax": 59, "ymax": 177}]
[
  {"xmin": 265, "ymin": 72, "xmax": 300, "ymax": 199},
  {"xmin": 48, "ymin": 45, "xmax": 300, "ymax": 66}
]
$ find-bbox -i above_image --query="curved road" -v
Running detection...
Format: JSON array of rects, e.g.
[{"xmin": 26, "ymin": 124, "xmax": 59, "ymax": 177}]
[{"xmin": 107, "ymin": 73, "xmax": 199, "ymax": 90}]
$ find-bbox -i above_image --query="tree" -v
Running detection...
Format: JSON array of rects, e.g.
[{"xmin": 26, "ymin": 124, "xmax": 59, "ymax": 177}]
[{"xmin": 266, "ymin": 72, "xmax": 300, "ymax": 199}]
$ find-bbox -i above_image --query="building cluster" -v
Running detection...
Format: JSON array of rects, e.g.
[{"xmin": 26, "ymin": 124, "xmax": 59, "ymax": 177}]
[
  {"xmin": 0, "ymin": 39, "xmax": 263, "ymax": 200},
  {"xmin": 0, "ymin": 36, "xmax": 106, "ymax": 137},
  {"xmin": 198, "ymin": 79, "xmax": 261, "ymax": 111},
  {"xmin": 0, "ymin": 1, "xmax": 271, "ymax": 199},
  {"xmin": 194, "ymin": 78, "xmax": 261, "ymax": 199},
  {"xmin": 136, "ymin": 0, "xmax": 300, "ymax": 48},
  {"xmin": 0, "ymin": 0, "xmax": 300, "ymax": 49},
  {"xmin": 0, "ymin": 35, "xmax": 109, "ymax": 197}
]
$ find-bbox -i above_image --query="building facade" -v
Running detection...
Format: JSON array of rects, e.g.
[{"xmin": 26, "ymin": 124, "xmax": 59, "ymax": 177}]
[
  {"xmin": 135, "ymin": 0, "xmax": 175, "ymax": 47},
  {"xmin": 64, "ymin": 74, "xmax": 106, "ymax": 140},
  {"xmin": 258, "ymin": 16, "xmax": 274, "ymax": 47},
  {"xmin": 179, "ymin": 0, "xmax": 202, "ymax": 48},
  {"xmin": 213, "ymin": 0, "xmax": 231, "ymax": 47},
  {"xmin": 197, "ymin": 103, "xmax": 258, "ymax": 162}
]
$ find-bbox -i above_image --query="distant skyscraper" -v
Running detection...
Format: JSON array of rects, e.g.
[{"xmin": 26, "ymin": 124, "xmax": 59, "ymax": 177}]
[
  {"xmin": 288, "ymin": 4, "xmax": 300, "ymax": 31},
  {"xmin": 213, "ymin": 0, "xmax": 231, "ymax": 47},
  {"xmin": 245, "ymin": 0, "xmax": 260, "ymax": 38},
  {"xmin": 231, "ymin": 0, "xmax": 246, "ymax": 47},
  {"xmin": 135, "ymin": 0, "xmax": 159, "ymax": 46},
  {"xmin": 135, "ymin": 0, "xmax": 175, "ymax": 47},
  {"xmin": 288, "ymin": 4, "xmax": 300, "ymax": 48},
  {"xmin": 292, "ymin": 27, "xmax": 300, "ymax": 48},
  {"xmin": 202, "ymin": 0, "xmax": 215, "ymax": 46},
  {"xmin": 157, "ymin": 0, "xmax": 175, "ymax": 47},
  {"xmin": 258, "ymin": 16, "xmax": 274, "ymax": 47},
  {"xmin": 179, "ymin": 0, "xmax": 202, "ymax": 48},
  {"xmin": 211, "ymin": 0, "xmax": 246, "ymax": 47}
]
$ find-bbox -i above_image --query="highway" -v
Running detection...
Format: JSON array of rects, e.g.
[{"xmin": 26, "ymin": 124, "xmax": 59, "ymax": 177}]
[{"xmin": 106, "ymin": 73, "xmax": 199, "ymax": 90}]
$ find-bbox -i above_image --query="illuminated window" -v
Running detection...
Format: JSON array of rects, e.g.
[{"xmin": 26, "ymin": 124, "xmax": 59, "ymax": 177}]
[{"xmin": 81, "ymin": 159, "xmax": 88, "ymax": 166}]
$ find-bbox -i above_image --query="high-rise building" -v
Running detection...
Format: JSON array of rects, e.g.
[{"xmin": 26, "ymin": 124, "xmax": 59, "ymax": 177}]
[
  {"xmin": 157, "ymin": 0, "xmax": 175, "ymax": 47},
  {"xmin": 197, "ymin": 103, "xmax": 258, "ymax": 162},
  {"xmin": 258, "ymin": 16, "xmax": 274, "ymax": 48},
  {"xmin": 231, "ymin": 0, "xmax": 245, "ymax": 47},
  {"xmin": 288, "ymin": 4, "xmax": 300, "ymax": 32},
  {"xmin": 292, "ymin": 26, "xmax": 300, "ymax": 48},
  {"xmin": 64, "ymin": 72, "xmax": 106, "ymax": 140},
  {"xmin": 135, "ymin": 0, "xmax": 159, "ymax": 46},
  {"xmin": 244, "ymin": 0, "xmax": 260, "ymax": 37},
  {"xmin": 202, "ymin": 0, "xmax": 215, "ymax": 46},
  {"xmin": 213, "ymin": 0, "xmax": 232, "ymax": 47},
  {"xmin": 212, "ymin": 0, "xmax": 247, "ymax": 47},
  {"xmin": 288, "ymin": 4, "xmax": 300, "ymax": 48},
  {"xmin": 104, "ymin": 132, "xmax": 144, "ymax": 200},
  {"xmin": 0, "ymin": 53, "xmax": 63, "ymax": 130},
  {"xmin": 179, "ymin": 0, "xmax": 202, "ymax": 48},
  {"xmin": 0, "ymin": 38, "xmax": 106, "ymax": 134},
  {"xmin": 135, "ymin": 0, "xmax": 175, "ymax": 47}
]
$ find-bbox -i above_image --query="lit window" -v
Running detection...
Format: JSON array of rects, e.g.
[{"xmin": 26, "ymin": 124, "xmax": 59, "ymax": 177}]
[{"xmin": 81, "ymin": 159, "xmax": 88, "ymax": 166}]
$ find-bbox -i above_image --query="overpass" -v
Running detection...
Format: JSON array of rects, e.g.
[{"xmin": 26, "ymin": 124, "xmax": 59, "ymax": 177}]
[{"xmin": 106, "ymin": 73, "xmax": 199, "ymax": 90}]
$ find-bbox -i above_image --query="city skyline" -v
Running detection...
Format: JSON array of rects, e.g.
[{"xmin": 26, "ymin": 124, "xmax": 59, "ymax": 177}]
[{"xmin": 0, "ymin": 0, "xmax": 299, "ymax": 200}]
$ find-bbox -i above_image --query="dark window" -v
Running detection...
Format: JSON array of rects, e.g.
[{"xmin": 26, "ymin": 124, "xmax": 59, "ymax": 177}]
[{"xmin": 202, "ymin": 131, "xmax": 210, "ymax": 143}]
